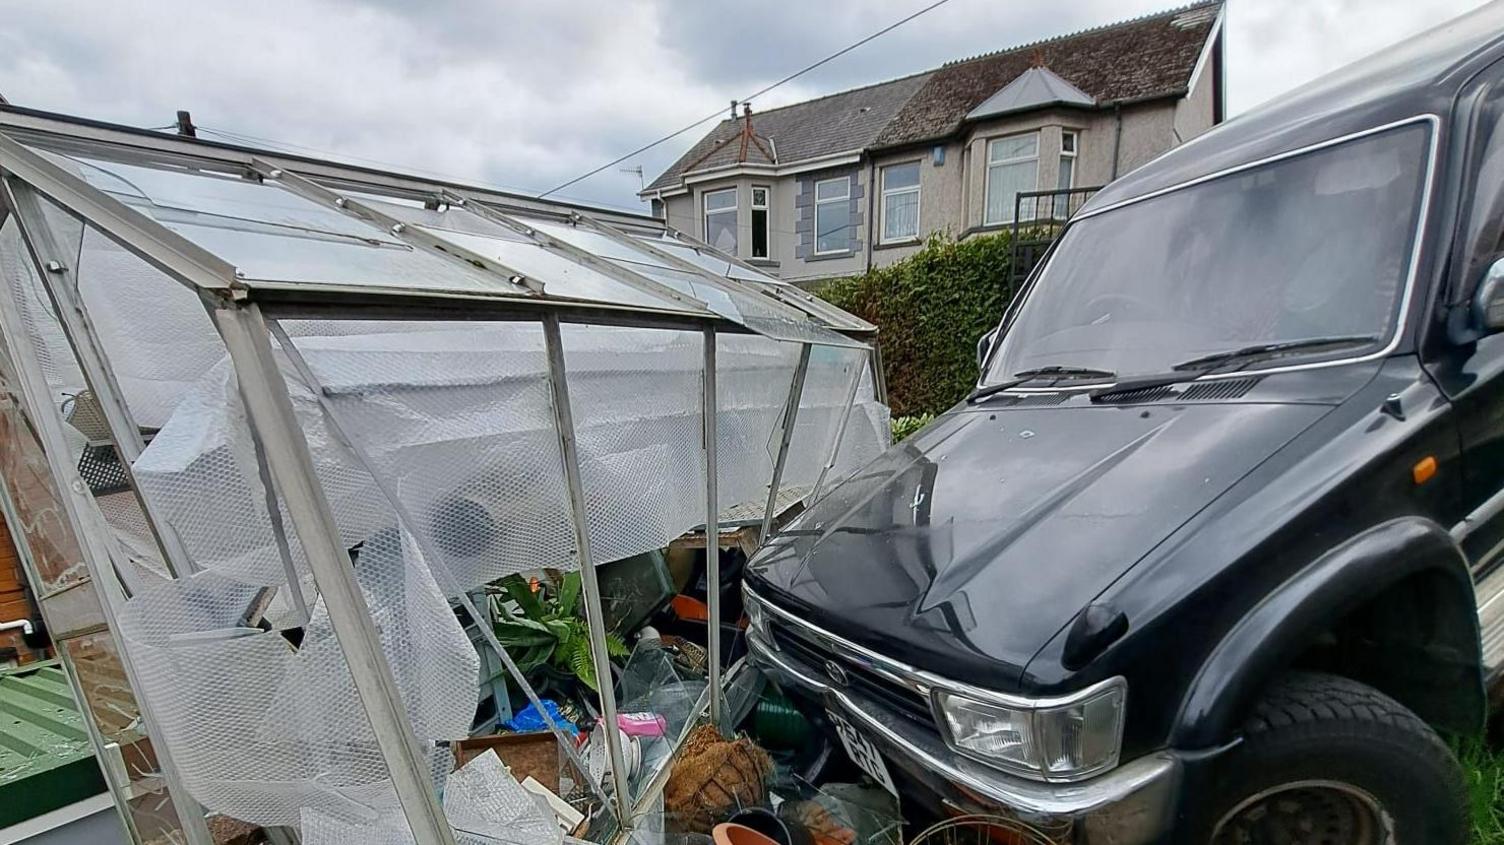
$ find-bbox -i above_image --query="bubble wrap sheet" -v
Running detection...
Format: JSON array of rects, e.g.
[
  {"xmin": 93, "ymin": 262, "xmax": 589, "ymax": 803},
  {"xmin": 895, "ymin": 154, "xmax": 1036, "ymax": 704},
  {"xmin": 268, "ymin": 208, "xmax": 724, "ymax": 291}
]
[
  {"xmin": 300, "ymin": 750, "xmax": 560, "ymax": 845},
  {"xmin": 132, "ymin": 321, "xmax": 887, "ymax": 592}
]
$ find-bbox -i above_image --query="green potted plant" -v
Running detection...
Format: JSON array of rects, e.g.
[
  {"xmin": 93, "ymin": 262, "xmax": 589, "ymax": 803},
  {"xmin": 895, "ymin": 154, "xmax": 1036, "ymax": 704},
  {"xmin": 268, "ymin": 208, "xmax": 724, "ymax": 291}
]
[{"xmin": 490, "ymin": 572, "xmax": 629, "ymax": 697}]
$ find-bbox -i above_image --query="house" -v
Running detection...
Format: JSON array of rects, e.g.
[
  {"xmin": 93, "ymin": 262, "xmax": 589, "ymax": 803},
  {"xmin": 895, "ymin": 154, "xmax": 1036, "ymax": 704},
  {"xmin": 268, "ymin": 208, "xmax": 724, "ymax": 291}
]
[{"xmin": 642, "ymin": 2, "xmax": 1225, "ymax": 284}]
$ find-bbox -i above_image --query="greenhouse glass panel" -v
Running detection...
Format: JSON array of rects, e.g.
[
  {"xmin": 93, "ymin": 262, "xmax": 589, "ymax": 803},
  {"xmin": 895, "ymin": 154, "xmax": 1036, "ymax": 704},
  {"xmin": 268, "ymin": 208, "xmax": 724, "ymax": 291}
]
[
  {"xmin": 529, "ymin": 218, "xmax": 677, "ymax": 268},
  {"xmin": 56, "ymin": 152, "xmax": 503, "ymax": 292}
]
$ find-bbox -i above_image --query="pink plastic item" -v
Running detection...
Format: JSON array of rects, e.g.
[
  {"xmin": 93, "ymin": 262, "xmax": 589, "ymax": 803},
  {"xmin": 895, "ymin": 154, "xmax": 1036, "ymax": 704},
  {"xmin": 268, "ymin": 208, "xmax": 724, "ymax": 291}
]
[{"xmin": 616, "ymin": 711, "xmax": 669, "ymax": 737}]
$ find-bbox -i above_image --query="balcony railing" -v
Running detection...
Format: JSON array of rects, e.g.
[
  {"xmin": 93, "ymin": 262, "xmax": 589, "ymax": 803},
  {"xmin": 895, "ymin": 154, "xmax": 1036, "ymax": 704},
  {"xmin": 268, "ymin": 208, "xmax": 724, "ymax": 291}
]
[{"xmin": 1009, "ymin": 185, "xmax": 1101, "ymax": 286}]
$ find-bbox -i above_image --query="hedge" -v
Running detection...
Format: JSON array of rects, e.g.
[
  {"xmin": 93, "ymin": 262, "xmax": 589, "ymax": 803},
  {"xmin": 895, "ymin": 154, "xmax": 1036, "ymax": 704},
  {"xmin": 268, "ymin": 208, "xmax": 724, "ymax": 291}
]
[{"xmin": 817, "ymin": 231, "xmax": 1019, "ymax": 418}]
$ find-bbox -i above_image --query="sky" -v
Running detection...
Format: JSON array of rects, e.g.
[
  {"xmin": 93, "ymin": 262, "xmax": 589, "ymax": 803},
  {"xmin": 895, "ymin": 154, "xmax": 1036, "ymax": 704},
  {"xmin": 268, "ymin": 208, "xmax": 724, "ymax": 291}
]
[{"xmin": 0, "ymin": 0, "xmax": 1490, "ymax": 213}]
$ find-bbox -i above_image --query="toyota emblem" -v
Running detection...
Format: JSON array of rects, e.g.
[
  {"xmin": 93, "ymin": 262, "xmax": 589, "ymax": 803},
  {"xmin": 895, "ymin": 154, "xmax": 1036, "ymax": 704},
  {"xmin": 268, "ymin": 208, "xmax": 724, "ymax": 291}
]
[{"xmin": 823, "ymin": 659, "xmax": 849, "ymax": 687}]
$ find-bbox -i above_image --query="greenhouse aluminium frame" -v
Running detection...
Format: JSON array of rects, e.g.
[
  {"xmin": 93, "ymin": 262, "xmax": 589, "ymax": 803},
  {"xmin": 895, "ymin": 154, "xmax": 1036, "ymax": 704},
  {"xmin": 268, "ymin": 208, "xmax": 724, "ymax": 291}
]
[{"xmin": 0, "ymin": 108, "xmax": 878, "ymax": 845}]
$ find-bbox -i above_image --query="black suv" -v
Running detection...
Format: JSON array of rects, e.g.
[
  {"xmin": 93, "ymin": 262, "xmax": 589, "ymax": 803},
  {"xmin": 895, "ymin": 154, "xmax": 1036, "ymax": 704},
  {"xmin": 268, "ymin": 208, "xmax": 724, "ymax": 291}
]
[{"xmin": 745, "ymin": 6, "xmax": 1504, "ymax": 843}]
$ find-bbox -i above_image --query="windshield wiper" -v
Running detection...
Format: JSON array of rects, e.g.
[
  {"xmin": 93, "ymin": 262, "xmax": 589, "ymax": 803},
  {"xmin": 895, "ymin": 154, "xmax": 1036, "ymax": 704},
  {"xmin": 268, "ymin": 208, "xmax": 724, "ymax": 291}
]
[
  {"xmin": 968, "ymin": 366, "xmax": 1117, "ymax": 404},
  {"xmin": 1170, "ymin": 335, "xmax": 1381, "ymax": 373},
  {"xmin": 1089, "ymin": 334, "xmax": 1382, "ymax": 403},
  {"xmin": 1089, "ymin": 371, "xmax": 1198, "ymax": 402}
]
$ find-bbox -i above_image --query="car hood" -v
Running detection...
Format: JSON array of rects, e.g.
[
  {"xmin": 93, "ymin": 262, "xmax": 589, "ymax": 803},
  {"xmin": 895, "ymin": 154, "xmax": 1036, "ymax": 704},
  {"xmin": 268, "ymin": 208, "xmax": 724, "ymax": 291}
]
[{"xmin": 748, "ymin": 400, "xmax": 1331, "ymax": 689}]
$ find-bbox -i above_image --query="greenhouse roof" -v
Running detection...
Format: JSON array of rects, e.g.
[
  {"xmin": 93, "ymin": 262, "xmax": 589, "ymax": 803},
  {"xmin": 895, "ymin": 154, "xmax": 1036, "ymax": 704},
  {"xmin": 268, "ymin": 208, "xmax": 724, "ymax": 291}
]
[{"xmin": 0, "ymin": 106, "xmax": 873, "ymax": 348}]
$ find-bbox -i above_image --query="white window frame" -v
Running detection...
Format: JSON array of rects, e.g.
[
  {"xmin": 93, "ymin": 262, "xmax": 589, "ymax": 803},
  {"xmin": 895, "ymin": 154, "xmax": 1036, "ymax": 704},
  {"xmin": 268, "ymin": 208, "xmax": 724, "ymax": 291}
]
[
  {"xmin": 813, "ymin": 177, "xmax": 851, "ymax": 256},
  {"xmin": 751, "ymin": 185, "xmax": 770, "ymax": 259},
  {"xmin": 703, "ymin": 187, "xmax": 738, "ymax": 254},
  {"xmin": 1058, "ymin": 130, "xmax": 1078, "ymax": 191},
  {"xmin": 983, "ymin": 131, "xmax": 1041, "ymax": 226},
  {"xmin": 879, "ymin": 161, "xmax": 922, "ymax": 244}
]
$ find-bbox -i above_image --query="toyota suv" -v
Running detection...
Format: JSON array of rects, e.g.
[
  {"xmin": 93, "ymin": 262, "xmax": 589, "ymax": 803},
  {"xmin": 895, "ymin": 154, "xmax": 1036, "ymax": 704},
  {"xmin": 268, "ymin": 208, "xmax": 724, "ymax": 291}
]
[{"xmin": 745, "ymin": 6, "xmax": 1504, "ymax": 843}]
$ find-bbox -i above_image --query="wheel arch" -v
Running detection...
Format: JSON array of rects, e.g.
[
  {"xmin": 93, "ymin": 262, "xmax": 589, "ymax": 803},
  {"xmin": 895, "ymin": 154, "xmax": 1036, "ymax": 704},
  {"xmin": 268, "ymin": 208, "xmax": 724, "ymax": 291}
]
[{"xmin": 1172, "ymin": 516, "xmax": 1484, "ymax": 748}]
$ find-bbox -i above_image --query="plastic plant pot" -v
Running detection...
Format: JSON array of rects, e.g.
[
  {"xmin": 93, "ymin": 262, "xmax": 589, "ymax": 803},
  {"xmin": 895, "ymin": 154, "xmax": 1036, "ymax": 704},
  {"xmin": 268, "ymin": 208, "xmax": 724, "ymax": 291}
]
[{"xmin": 712, "ymin": 823, "xmax": 782, "ymax": 845}]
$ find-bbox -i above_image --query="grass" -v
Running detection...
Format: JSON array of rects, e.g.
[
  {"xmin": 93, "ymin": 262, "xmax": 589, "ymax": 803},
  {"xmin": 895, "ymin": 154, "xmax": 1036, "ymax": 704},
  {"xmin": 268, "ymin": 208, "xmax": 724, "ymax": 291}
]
[{"xmin": 1464, "ymin": 738, "xmax": 1504, "ymax": 844}]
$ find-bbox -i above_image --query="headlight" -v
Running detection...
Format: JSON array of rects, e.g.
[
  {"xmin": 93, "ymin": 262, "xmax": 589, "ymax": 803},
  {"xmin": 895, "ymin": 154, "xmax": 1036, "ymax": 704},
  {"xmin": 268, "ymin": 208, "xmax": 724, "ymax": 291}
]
[
  {"xmin": 742, "ymin": 585, "xmax": 771, "ymax": 643},
  {"xmin": 934, "ymin": 678, "xmax": 1125, "ymax": 781}
]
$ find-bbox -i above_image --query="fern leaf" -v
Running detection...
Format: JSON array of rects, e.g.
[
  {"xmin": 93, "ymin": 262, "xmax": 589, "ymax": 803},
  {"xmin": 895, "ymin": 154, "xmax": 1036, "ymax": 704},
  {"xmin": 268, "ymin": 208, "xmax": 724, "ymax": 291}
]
[
  {"xmin": 605, "ymin": 633, "xmax": 630, "ymax": 659},
  {"xmin": 569, "ymin": 638, "xmax": 598, "ymax": 690}
]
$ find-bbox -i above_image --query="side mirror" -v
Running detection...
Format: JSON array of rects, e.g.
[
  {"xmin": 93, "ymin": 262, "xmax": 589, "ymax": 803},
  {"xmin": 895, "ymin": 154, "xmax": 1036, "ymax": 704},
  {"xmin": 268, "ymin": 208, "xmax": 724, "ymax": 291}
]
[
  {"xmin": 1474, "ymin": 257, "xmax": 1504, "ymax": 334},
  {"xmin": 977, "ymin": 327, "xmax": 999, "ymax": 370}
]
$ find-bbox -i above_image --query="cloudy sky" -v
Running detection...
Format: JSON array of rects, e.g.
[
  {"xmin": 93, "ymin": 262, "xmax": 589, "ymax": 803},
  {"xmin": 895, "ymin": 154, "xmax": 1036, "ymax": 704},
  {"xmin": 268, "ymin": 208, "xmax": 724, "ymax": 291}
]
[{"xmin": 0, "ymin": 0, "xmax": 1488, "ymax": 212}]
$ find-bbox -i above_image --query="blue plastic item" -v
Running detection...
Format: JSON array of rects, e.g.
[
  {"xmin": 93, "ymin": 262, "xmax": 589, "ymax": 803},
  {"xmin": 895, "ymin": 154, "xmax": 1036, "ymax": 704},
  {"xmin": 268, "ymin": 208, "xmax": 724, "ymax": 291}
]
[{"xmin": 504, "ymin": 699, "xmax": 578, "ymax": 736}]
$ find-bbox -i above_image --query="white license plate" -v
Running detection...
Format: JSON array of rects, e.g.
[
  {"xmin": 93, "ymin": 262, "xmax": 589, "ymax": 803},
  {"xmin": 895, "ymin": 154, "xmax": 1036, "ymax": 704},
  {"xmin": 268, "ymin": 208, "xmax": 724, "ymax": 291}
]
[{"xmin": 827, "ymin": 708, "xmax": 898, "ymax": 796}]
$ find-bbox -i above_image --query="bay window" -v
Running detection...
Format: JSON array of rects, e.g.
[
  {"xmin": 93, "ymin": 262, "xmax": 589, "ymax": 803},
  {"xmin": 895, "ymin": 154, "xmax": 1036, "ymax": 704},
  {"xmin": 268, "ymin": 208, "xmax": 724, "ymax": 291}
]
[
  {"xmin": 984, "ymin": 132, "xmax": 1040, "ymax": 225},
  {"xmin": 704, "ymin": 188, "xmax": 737, "ymax": 253},
  {"xmin": 1058, "ymin": 131, "xmax": 1078, "ymax": 190},
  {"xmin": 751, "ymin": 185, "xmax": 770, "ymax": 258}
]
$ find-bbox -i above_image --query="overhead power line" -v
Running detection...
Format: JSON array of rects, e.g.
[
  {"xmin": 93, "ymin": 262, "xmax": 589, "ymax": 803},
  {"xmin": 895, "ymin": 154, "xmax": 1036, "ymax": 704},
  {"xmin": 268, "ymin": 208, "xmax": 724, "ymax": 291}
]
[{"xmin": 538, "ymin": 0, "xmax": 956, "ymax": 199}]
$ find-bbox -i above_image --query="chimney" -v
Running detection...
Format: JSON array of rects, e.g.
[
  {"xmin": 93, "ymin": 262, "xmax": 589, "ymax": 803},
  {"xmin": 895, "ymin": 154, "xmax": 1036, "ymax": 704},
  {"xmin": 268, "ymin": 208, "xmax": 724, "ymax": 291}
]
[{"xmin": 737, "ymin": 103, "xmax": 755, "ymax": 163}]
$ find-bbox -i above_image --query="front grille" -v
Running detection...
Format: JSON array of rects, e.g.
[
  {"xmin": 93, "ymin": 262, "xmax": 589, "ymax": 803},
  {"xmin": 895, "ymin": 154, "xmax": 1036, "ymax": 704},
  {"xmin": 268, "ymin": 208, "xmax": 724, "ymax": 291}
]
[{"xmin": 768, "ymin": 620, "xmax": 936, "ymax": 728}]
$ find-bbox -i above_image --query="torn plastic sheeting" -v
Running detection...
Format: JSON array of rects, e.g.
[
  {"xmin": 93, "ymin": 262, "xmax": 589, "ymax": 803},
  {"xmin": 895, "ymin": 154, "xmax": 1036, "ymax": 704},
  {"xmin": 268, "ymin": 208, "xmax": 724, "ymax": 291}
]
[
  {"xmin": 444, "ymin": 749, "xmax": 563, "ymax": 845},
  {"xmin": 113, "ymin": 537, "xmax": 479, "ymax": 825},
  {"xmin": 298, "ymin": 750, "xmax": 562, "ymax": 845}
]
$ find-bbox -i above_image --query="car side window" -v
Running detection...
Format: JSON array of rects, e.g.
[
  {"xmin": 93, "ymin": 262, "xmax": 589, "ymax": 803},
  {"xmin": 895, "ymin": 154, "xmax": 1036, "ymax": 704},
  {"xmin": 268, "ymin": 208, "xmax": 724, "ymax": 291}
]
[{"xmin": 1453, "ymin": 73, "xmax": 1504, "ymax": 309}]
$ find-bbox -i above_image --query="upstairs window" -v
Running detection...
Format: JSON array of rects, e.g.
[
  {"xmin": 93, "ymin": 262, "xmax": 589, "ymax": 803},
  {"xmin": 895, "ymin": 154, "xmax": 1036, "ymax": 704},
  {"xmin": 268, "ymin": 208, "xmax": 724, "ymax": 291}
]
[
  {"xmin": 880, "ymin": 162, "xmax": 921, "ymax": 243},
  {"xmin": 815, "ymin": 177, "xmax": 851, "ymax": 255},
  {"xmin": 751, "ymin": 186, "xmax": 770, "ymax": 258},
  {"xmin": 704, "ymin": 188, "xmax": 737, "ymax": 253},
  {"xmin": 1058, "ymin": 131, "xmax": 1078, "ymax": 190},
  {"xmin": 985, "ymin": 132, "xmax": 1040, "ymax": 225}
]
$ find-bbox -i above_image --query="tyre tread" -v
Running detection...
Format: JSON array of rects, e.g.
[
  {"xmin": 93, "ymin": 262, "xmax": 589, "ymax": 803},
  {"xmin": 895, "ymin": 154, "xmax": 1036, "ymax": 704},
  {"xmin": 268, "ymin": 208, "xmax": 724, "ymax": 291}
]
[
  {"xmin": 1244, "ymin": 671, "xmax": 1434, "ymax": 738},
  {"xmin": 1208, "ymin": 671, "xmax": 1468, "ymax": 845}
]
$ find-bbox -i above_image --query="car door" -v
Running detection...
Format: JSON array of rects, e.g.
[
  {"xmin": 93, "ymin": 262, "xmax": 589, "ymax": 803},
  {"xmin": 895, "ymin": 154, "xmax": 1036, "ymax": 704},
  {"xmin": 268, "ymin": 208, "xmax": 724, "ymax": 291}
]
[{"xmin": 1424, "ymin": 63, "xmax": 1504, "ymax": 573}]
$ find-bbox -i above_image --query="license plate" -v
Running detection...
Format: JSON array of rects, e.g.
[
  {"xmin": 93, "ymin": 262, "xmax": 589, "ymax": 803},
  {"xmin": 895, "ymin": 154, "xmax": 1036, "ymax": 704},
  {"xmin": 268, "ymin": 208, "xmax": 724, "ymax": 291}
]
[{"xmin": 827, "ymin": 708, "xmax": 897, "ymax": 796}]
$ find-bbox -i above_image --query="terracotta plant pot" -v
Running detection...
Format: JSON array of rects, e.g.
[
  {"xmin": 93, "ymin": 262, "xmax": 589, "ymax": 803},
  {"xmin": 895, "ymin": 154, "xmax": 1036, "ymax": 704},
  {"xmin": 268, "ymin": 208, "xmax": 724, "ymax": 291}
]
[{"xmin": 712, "ymin": 823, "xmax": 782, "ymax": 845}]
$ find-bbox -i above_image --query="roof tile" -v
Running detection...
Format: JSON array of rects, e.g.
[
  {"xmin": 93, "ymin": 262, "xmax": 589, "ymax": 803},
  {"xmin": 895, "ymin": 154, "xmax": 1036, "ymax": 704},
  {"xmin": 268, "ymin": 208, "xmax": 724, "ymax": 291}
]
[
  {"xmin": 645, "ymin": 72, "xmax": 930, "ymax": 192},
  {"xmin": 876, "ymin": 2, "xmax": 1221, "ymax": 147}
]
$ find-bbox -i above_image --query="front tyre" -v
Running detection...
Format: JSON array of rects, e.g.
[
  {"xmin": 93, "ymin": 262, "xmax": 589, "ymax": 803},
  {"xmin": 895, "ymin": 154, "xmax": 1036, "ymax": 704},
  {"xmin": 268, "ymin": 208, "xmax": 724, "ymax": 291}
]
[{"xmin": 1197, "ymin": 672, "xmax": 1466, "ymax": 845}]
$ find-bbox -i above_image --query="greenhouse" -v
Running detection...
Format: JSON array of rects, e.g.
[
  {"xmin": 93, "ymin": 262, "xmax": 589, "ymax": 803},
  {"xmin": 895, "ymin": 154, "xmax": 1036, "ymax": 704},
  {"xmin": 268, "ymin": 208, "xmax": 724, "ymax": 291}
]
[{"xmin": 0, "ymin": 108, "xmax": 888, "ymax": 845}]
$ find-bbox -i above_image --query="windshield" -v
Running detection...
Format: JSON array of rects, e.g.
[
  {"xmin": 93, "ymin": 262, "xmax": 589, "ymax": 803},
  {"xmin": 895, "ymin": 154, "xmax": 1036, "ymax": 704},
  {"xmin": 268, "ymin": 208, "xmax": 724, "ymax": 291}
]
[{"xmin": 984, "ymin": 123, "xmax": 1431, "ymax": 384}]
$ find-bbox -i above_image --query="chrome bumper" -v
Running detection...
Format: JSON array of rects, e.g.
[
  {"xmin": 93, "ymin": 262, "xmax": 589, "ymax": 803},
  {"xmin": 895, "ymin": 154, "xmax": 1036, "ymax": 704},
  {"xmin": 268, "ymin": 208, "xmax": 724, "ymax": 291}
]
[{"xmin": 747, "ymin": 631, "xmax": 1180, "ymax": 844}]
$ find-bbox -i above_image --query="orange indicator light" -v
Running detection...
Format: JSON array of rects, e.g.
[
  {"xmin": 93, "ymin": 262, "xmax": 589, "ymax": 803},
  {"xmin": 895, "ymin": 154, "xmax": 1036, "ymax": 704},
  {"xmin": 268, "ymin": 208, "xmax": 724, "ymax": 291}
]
[{"xmin": 1413, "ymin": 456, "xmax": 1437, "ymax": 485}]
